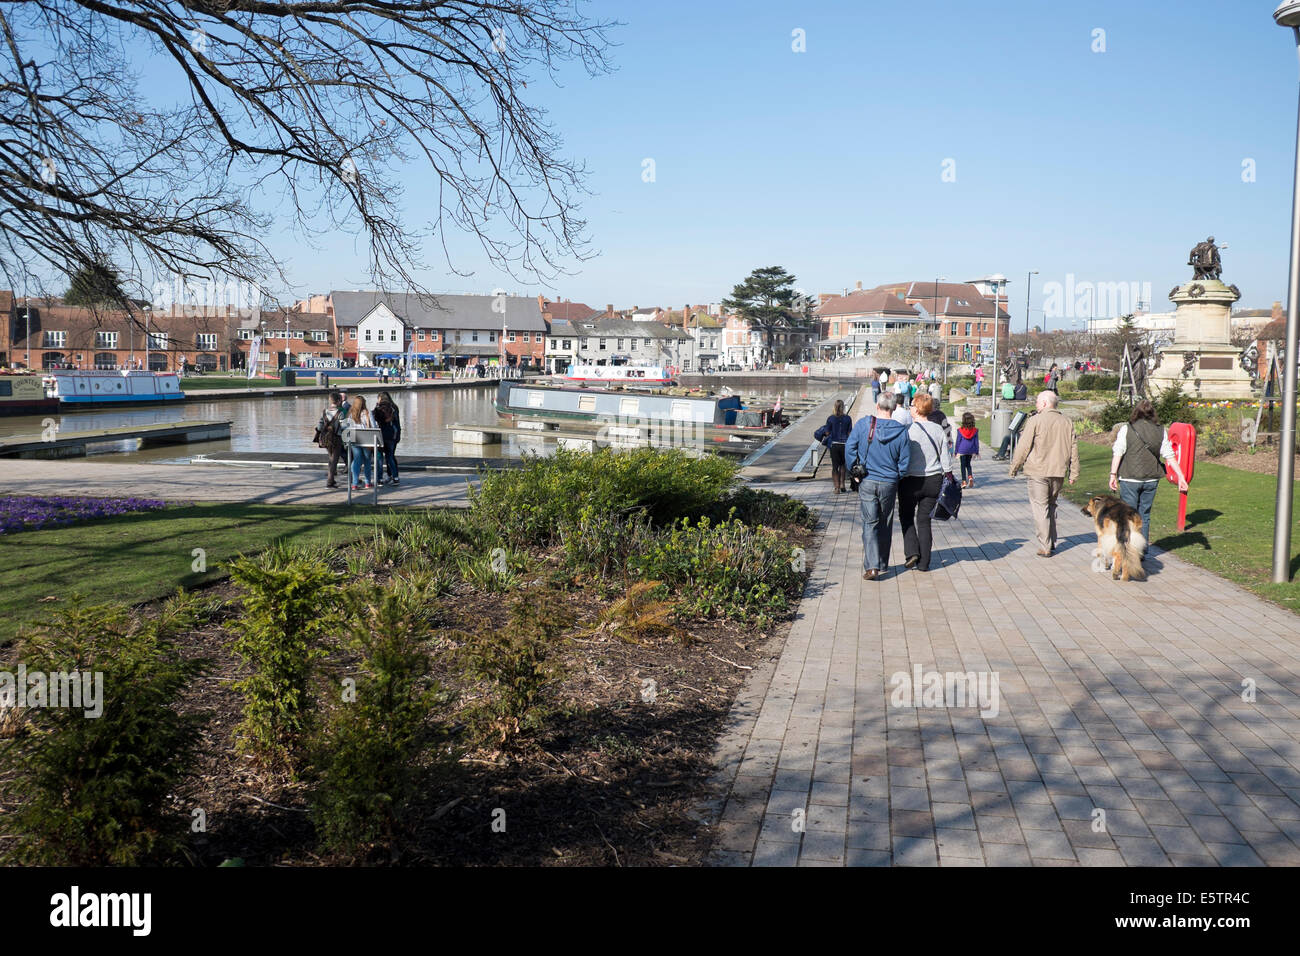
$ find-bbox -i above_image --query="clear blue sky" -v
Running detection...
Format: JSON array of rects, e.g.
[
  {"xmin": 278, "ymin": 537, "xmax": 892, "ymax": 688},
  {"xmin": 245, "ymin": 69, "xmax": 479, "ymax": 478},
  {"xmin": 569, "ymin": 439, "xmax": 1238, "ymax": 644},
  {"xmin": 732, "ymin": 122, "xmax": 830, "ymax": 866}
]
[{"xmin": 167, "ymin": 2, "xmax": 1300, "ymax": 326}]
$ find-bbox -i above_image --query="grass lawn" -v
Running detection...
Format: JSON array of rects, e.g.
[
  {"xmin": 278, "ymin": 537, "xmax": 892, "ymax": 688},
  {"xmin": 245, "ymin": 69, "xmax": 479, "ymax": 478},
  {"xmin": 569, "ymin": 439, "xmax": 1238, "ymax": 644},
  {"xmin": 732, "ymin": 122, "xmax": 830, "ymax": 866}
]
[
  {"xmin": 0, "ymin": 502, "xmax": 403, "ymax": 645},
  {"xmin": 1059, "ymin": 443, "xmax": 1300, "ymax": 615}
]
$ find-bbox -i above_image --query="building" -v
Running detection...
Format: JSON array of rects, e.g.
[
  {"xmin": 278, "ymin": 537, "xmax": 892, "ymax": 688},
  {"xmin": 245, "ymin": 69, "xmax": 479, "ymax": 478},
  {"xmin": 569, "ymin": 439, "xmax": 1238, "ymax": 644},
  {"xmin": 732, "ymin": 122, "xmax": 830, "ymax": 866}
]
[
  {"xmin": 877, "ymin": 281, "xmax": 1009, "ymax": 364},
  {"xmin": 230, "ymin": 309, "xmax": 338, "ymax": 373},
  {"xmin": 546, "ymin": 316, "xmax": 695, "ymax": 370},
  {"xmin": 815, "ymin": 286, "xmax": 934, "ymax": 358},
  {"xmin": 684, "ymin": 310, "xmax": 723, "ymax": 370},
  {"xmin": 327, "ymin": 291, "xmax": 548, "ymax": 368}
]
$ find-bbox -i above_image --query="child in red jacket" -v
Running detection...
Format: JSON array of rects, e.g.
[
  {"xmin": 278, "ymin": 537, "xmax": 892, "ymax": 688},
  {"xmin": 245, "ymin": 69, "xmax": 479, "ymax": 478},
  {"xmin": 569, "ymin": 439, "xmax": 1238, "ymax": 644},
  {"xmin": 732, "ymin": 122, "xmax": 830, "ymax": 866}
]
[{"xmin": 954, "ymin": 412, "xmax": 981, "ymax": 489}]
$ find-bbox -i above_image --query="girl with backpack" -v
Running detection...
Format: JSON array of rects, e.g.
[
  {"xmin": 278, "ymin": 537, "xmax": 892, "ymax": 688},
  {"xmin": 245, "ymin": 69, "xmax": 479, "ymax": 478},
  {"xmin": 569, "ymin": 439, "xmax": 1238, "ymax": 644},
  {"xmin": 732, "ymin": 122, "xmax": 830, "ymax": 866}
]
[
  {"xmin": 814, "ymin": 399, "xmax": 853, "ymax": 494},
  {"xmin": 954, "ymin": 411, "xmax": 981, "ymax": 489}
]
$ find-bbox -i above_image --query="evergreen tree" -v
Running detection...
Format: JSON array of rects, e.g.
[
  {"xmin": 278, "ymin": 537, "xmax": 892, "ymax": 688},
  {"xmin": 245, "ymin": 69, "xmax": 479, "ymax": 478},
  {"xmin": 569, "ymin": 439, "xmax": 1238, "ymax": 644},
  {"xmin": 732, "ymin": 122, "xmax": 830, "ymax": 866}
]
[
  {"xmin": 722, "ymin": 266, "xmax": 813, "ymax": 363},
  {"xmin": 63, "ymin": 262, "xmax": 123, "ymax": 307}
]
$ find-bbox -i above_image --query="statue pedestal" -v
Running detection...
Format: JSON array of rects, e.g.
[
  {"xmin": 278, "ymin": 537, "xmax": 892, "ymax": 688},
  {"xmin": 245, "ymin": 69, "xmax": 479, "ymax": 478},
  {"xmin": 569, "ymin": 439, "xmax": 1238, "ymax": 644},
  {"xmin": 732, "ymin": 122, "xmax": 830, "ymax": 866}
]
[{"xmin": 1149, "ymin": 279, "xmax": 1257, "ymax": 400}]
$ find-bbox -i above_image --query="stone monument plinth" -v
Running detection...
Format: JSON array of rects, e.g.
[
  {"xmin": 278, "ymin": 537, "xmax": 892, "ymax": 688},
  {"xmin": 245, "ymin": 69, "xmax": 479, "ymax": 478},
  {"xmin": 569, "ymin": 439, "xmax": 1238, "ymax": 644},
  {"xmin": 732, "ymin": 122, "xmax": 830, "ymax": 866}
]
[{"xmin": 1149, "ymin": 277, "xmax": 1257, "ymax": 401}]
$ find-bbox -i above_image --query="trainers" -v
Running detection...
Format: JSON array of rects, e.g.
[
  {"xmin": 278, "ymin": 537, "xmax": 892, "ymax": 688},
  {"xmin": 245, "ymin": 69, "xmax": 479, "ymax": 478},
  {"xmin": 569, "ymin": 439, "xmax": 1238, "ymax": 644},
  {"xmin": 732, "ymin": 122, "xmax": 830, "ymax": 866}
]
[
  {"xmin": 365, "ymin": 482, "xmax": 374, "ymax": 489},
  {"xmin": 390, "ymin": 478, "xmax": 399, "ymax": 485}
]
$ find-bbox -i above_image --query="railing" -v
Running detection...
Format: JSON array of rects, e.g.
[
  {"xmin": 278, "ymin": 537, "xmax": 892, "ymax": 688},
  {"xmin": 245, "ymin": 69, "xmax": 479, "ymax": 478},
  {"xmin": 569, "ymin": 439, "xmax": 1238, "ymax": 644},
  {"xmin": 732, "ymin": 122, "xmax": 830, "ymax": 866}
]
[{"xmin": 450, "ymin": 365, "xmax": 524, "ymax": 382}]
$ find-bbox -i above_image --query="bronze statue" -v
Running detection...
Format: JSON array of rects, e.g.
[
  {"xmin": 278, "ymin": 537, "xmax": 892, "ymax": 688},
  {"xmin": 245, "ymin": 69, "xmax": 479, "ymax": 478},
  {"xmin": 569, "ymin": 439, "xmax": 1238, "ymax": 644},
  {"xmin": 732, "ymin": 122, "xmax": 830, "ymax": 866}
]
[
  {"xmin": 1131, "ymin": 345, "xmax": 1147, "ymax": 398},
  {"xmin": 1188, "ymin": 236, "xmax": 1222, "ymax": 281},
  {"xmin": 1003, "ymin": 352, "xmax": 1022, "ymax": 387}
]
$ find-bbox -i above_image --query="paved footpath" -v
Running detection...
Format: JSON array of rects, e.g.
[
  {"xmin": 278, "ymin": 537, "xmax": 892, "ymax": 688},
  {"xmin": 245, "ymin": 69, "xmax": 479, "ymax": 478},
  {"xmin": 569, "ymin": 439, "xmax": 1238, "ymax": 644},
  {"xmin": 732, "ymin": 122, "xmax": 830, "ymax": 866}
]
[{"xmin": 706, "ymin": 466, "xmax": 1300, "ymax": 866}]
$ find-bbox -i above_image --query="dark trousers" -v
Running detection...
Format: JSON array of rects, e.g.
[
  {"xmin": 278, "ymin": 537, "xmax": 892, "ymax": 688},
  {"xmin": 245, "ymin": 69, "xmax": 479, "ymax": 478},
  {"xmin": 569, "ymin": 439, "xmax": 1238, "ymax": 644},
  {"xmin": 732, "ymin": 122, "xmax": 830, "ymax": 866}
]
[
  {"xmin": 326, "ymin": 444, "xmax": 344, "ymax": 484},
  {"xmin": 959, "ymin": 454, "xmax": 973, "ymax": 482},
  {"xmin": 377, "ymin": 441, "xmax": 399, "ymax": 481},
  {"xmin": 899, "ymin": 473, "xmax": 944, "ymax": 570}
]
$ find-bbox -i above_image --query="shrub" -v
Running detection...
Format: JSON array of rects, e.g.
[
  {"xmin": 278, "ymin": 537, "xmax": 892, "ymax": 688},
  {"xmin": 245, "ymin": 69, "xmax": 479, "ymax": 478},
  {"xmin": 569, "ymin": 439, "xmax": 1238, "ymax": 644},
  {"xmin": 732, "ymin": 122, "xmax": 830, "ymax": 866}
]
[
  {"xmin": 468, "ymin": 447, "xmax": 736, "ymax": 549},
  {"xmin": 226, "ymin": 543, "xmax": 339, "ymax": 770},
  {"xmin": 631, "ymin": 517, "xmax": 807, "ymax": 625},
  {"xmin": 699, "ymin": 486, "xmax": 817, "ymax": 533},
  {"xmin": 0, "ymin": 595, "xmax": 208, "ymax": 865},
  {"xmin": 1077, "ymin": 373, "xmax": 1119, "ymax": 391},
  {"xmin": 460, "ymin": 589, "xmax": 574, "ymax": 745},
  {"xmin": 556, "ymin": 507, "xmax": 656, "ymax": 579},
  {"xmin": 1152, "ymin": 386, "xmax": 1196, "ymax": 426},
  {"xmin": 1096, "ymin": 400, "xmax": 1133, "ymax": 431},
  {"xmin": 310, "ymin": 584, "xmax": 446, "ymax": 857},
  {"xmin": 1074, "ymin": 417, "xmax": 1102, "ymax": 436},
  {"xmin": 1196, "ymin": 415, "xmax": 1239, "ymax": 458}
]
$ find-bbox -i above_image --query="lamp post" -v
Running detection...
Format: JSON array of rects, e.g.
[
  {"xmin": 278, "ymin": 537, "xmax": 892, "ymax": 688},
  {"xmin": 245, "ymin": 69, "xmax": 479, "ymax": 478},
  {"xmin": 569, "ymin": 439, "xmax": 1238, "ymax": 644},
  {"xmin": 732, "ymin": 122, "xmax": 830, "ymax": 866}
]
[
  {"xmin": 1273, "ymin": 1, "xmax": 1300, "ymax": 582},
  {"xmin": 1025, "ymin": 270, "xmax": 1039, "ymax": 335},
  {"xmin": 933, "ymin": 275, "xmax": 948, "ymax": 381},
  {"xmin": 143, "ymin": 304, "xmax": 152, "ymax": 371},
  {"xmin": 260, "ymin": 319, "xmax": 267, "ymax": 377},
  {"xmin": 988, "ymin": 274, "xmax": 1008, "ymax": 411},
  {"xmin": 284, "ymin": 315, "xmax": 290, "ymax": 372}
]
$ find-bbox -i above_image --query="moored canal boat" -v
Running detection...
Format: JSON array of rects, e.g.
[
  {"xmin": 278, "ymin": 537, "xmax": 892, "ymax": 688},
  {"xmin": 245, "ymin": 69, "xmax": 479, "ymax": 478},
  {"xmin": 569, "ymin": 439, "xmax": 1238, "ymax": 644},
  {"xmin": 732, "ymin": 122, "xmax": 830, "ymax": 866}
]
[
  {"xmin": 0, "ymin": 372, "xmax": 60, "ymax": 416},
  {"xmin": 495, "ymin": 379, "xmax": 778, "ymax": 430},
  {"xmin": 42, "ymin": 369, "xmax": 185, "ymax": 406},
  {"xmin": 558, "ymin": 363, "xmax": 673, "ymax": 386}
]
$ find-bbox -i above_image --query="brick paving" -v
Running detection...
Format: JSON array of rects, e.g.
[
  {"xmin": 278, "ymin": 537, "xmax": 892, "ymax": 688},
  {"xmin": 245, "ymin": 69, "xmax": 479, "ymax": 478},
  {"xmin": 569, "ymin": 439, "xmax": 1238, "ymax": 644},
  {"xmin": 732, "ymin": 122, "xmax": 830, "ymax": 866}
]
[{"xmin": 706, "ymin": 465, "xmax": 1300, "ymax": 866}]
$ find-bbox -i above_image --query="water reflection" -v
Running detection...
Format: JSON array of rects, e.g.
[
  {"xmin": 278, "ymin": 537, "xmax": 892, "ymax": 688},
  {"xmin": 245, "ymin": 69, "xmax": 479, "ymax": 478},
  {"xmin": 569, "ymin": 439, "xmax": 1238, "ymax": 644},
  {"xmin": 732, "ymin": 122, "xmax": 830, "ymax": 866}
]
[{"xmin": 0, "ymin": 383, "xmax": 837, "ymax": 463}]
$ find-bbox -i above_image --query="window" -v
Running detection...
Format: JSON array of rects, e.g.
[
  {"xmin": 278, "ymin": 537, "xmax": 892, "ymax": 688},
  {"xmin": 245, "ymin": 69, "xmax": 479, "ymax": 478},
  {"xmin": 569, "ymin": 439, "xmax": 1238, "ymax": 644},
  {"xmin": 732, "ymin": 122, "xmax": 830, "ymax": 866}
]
[
  {"xmin": 389, "ymin": 329, "xmax": 398, "ymax": 342},
  {"xmin": 311, "ymin": 331, "xmax": 328, "ymax": 342},
  {"xmin": 578, "ymin": 395, "xmax": 597, "ymax": 412},
  {"xmin": 631, "ymin": 338, "xmax": 639, "ymax": 350},
  {"xmin": 950, "ymin": 322, "xmax": 958, "ymax": 335},
  {"xmin": 598, "ymin": 338, "xmax": 607, "ymax": 350},
  {"xmin": 43, "ymin": 331, "xmax": 66, "ymax": 348},
  {"xmin": 148, "ymin": 332, "xmax": 168, "ymax": 350},
  {"xmin": 965, "ymin": 323, "xmax": 972, "ymax": 336},
  {"xmin": 619, "ymin": 397, "xmax": 639, "ymax": 416},
  {"xmin": 196, "ymin": 333, "xmax": 217, "ymax": 351},
  {"xmin": 523, "ymin": 332, "xmax": 531, "ymax": 343},
  {"xmin": 506, "ymin": 331, "xmax": 516, "ymax": 342},
  {"xmin": 292, "ymin": 331, "xmax": 304, "ymax": 339},
  {"xmin": 582, "ymin": 338, "xmax": 591, "ymax": 350},
  {"xmin": 472, "ymin": 331, "xmax": 479, "ymax": 343},
  {"xmin": 616, "ymin": 338, "xmax": 624, "ymax": 351},
  {"xmin": 417, "ymin": 330, "xmax": 425, "ymax": 341},
  {"xmin": 95, "ymin": 331, "xmax": 118, "ymax": 349},
  {"xmin": 488, "ymin": 331, "xmax": 496, "ymax": 343},
  {"xmin": 364, "ymin": 329, "xmax": 372, "ymax": 341},
  {"xmin": 348, "ymin": 329, "xmax": 356, "ymax": 339},
  {"xmin": 561, "ymin": 339, "xmax": 572, "ymax": 350},
  {"xmin": 236, "ymin": 329, "xmax": 254, "ymax": 340}
]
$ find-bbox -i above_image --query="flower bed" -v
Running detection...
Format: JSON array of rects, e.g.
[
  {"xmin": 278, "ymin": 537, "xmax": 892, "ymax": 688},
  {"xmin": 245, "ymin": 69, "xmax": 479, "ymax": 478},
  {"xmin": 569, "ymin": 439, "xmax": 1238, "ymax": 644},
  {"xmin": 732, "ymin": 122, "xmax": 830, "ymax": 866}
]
[{"xmin": 0, "ymin": 495, "xmax": 167, "ymax": 534}]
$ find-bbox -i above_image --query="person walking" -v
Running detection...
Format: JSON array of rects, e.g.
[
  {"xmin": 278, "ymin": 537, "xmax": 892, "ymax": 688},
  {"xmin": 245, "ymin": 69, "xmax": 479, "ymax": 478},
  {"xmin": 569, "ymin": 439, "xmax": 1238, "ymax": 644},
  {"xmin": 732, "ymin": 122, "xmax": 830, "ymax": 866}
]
[
  {"xmin": 1008, "ymin": 390, "xmax": 1080, "ymax": 556},
  {"xmin": 814, "ymin": 398, "xmax": 854, "ymax": 494},
  {"xmin": 954, "ymin": 411, "xmax": 981, "ymax": 488},
  {"xmin": 893, "ymin": 373, "xmax": 909, "ymax": 408},
  {"xmin": 1046, "ymin": 363, "xmax": 1061, "ymax": 392},
  {"xmin": 1108, "ymin": 399, "xmax": 1189, "ymax": 545},
  {"xmin": 870, "ymin": 371, "xmax": 882, "ymax": 405},
  {"xmin": 374, "ymin": 390, "xmax": 402, "ymax": 486},
  {"xmin": 898, "ymin": 393, "xmax": 953, "ymax": 572},
  {"xmin": 974, "ymin": 365, "xmax": 984, "ymax": 396},
  {"xmin": 846, "ymin": 391, "xmax": 911, "ymax": 580},
  {"xmin": 344, "ymin": 395, "xmax": 375, "ymax": 490},
  {"xmin": 315, "ymin": 389, "xmax": 348, "ymax": 489}
]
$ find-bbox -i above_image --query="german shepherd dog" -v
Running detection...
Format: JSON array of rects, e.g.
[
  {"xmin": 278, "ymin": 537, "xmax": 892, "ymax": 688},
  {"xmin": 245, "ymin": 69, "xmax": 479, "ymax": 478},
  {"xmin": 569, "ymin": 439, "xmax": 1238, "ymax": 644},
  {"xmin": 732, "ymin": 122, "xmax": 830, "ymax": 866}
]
[{"xmin": 1080, "ymin": 495, "xmax": 1147, "ymax": 582}]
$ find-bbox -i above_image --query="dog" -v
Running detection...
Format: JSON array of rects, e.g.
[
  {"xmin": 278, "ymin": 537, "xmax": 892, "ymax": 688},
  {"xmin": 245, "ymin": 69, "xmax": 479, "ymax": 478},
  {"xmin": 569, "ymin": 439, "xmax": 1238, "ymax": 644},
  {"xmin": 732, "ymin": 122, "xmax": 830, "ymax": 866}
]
[{"xmin": 1080, "ymin": 495, "xmax": 1147, "ymax": 582}]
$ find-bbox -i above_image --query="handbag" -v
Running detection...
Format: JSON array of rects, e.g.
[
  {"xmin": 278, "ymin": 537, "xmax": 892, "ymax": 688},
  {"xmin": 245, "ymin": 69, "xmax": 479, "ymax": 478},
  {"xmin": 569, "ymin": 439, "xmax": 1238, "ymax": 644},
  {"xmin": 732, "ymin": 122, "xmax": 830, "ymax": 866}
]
[
  {"xmin": 849, "ymin": 418, "xmax": 876, "ymax": 482},
  {"xmin": 931, "ymin": 472, "xmax": 963, "ymax": 521}
]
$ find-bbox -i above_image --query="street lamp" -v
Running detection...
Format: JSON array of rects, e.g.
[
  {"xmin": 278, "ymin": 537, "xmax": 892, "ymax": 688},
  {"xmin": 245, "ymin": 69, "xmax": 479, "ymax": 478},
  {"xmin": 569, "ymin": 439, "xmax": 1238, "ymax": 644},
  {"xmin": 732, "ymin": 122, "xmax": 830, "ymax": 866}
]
[
  {"xmin": 260, "ymin": 319, "xmax": 267, "ymax": 376},
  {"xmin": 988, "ymin": 274, "xmax": 1008, "ymax": 411},
  {"xmin": 1025, "ymin": 270, "xmax": 1039, "ymax": 335},
  {"xmin": 142, "ymin": 304, "xmax": 152, "ymax": 372},
  {"xmin": 1272, "ymin": 1, "xmax": 1300, "ymax": 582},
  {"xmin": 284, "ymin": 315, "xmax": 290, "ymax": 371}
]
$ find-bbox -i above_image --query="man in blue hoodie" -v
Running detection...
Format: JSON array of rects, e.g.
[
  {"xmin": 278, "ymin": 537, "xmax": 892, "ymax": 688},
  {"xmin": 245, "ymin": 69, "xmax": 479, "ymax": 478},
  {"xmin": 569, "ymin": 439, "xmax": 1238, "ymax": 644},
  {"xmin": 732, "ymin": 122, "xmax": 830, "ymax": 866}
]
[{"xmin": 845, "ymin": 391, "xmax": 912, "ymax": 580}]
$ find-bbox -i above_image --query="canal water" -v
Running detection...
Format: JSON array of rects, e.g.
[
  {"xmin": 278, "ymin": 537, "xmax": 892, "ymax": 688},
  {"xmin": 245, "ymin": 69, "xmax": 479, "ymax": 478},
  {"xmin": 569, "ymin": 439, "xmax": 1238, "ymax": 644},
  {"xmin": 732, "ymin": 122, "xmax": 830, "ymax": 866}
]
[{"xmin": 0, "ymin": 382, "xmax": 840, "ymax": 464}]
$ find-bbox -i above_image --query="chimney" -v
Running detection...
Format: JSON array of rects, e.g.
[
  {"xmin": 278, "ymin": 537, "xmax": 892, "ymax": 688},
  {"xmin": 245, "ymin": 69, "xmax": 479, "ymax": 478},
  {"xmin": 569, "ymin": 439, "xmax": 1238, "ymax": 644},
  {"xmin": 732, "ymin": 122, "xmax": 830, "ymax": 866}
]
[
  {"xmin": 855, "ymin": 281, "xmax": 862, "ymax": 291},
  {"xmin": 606, "ymin": 303, "xmax": 613, "ymax": 317}
]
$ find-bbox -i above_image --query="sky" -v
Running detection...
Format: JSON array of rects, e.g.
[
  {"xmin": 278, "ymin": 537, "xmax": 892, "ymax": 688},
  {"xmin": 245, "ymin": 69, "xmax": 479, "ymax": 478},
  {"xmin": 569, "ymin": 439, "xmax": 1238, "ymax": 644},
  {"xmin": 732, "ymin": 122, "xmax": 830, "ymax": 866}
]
[{"xmin": 130, "ymin": 1, "xmax": 1300, "ymax": 328}]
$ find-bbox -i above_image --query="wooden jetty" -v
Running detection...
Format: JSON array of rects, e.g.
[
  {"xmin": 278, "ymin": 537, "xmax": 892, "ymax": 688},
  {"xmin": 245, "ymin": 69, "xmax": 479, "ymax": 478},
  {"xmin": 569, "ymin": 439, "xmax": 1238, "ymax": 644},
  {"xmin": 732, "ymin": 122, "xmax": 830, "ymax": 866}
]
[{"xmin": 0, "ymin": 420, "xmax": 232, "ymax": 458}]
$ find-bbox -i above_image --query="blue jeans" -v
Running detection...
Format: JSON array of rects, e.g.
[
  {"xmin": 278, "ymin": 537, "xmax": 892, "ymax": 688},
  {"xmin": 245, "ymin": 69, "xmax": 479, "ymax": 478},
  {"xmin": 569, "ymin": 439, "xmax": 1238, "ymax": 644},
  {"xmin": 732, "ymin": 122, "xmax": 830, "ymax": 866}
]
[
  {"xmin": 350, "ymin": 445, "xmax": 373, "ymax": 486},
  {"xmin": 974, "ymin": 381, "xmax": 981, "ymax": 395},
  {"xmin": 1119, "ymin": 479, "xmax": 1159, "ymax": 543},
  {"xmin": 376, "ymin": 441, "xmax": 398, "ymax": 482},
  {"xmin": 858, "ymin": 478, "xmax": 898, "ymax": 572}
]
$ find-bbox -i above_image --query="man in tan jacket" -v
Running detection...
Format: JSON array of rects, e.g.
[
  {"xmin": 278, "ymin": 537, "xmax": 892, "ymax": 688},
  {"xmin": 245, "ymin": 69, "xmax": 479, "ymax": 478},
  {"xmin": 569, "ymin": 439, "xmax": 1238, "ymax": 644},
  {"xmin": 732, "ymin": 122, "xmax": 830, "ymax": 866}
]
[{"xmin": 1008, "ymin": 390, "xmax": 1080, "ymax": 556}]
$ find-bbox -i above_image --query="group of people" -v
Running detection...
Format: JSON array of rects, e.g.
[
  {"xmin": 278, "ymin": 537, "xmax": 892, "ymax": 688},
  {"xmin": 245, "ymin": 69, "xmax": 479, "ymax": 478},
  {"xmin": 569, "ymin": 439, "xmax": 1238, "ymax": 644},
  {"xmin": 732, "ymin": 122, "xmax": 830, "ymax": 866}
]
[
  {"xmin": 316, "ymin": 388, "xmax": 403, "ymax": 491},
  {"xmin": 823, "ymin": 382, "xmax": 1188, "ymax": 579},
  {"xmin": 868, "ymin": 369, "xmax": 942, "ymax": 411}
]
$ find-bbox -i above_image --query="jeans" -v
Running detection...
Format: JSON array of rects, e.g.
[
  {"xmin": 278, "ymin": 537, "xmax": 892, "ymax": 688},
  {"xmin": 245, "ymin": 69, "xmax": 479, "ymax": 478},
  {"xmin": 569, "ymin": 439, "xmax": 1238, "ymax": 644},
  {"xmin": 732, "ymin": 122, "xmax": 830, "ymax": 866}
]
[
  {"xmin": 349, "ymin": 445, "xmax": 373, "ymax": 486},
  {"xmin": 377, "ymin": 441, "xmax": 399, "ymax": 482},
  {"xmin": 959, "ymin": 454, "xmax": 973, "ymax": 482},
  {"xmin": 1119, "ymin": 479, "xmax": 1159, "ymax": 543},
  {"xmin": 974, "ymin": 381, "xmax": 982, "ymax": 395},
  {"xmin": 858, "ymin": 478, "xmax": 898, "ymax": 572},
  {"xmin": 899, "ymin": 473, "xmax": 943, "ymax": 570}
]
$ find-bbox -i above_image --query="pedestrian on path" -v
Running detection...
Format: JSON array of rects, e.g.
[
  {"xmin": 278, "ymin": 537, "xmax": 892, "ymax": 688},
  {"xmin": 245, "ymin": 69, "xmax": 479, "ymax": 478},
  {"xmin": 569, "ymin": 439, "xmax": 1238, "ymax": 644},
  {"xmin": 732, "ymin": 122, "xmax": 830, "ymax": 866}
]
[
  {"xmin": 344, "ymin": 395, "xmax": 375, "ymax": 490},
  {"xmin": 814, "ymin": 399, "xmax": 853, "ymax": 494},
  {"xmin": 846, "ymin": 391, "xmax": 911, "ymax": 581},
  {"xmin": 893, "ymin": 373, "xmax": 909, "ymax": 408},
  {"xmin": 955, "ymin": 411, "xmax": 980, "ymax": 488},
  {"xmin": 898, "ymin": 393, "xmax": 953, "ymax": 572},
  {"xmin": 1008, "ymin": 390, "xmax": 1080, "ymax": 556},
  {"xmin": 374, "ymin": 390, "xmax": 402, "ymax": 486},
  {"xmin": 974, "ymin": 365, "xmax": 984, "ymax": 395},
  {"xmin": 315, "ymin": 389, "xmax": 348, "ymax": 489},
  {"xmin": 1109, "ymin": 399, "xmax": 1189, "ymax": 544},
  {"xmin": 870, "ymin": 371, "xmax": 882, "ymax": 405}
]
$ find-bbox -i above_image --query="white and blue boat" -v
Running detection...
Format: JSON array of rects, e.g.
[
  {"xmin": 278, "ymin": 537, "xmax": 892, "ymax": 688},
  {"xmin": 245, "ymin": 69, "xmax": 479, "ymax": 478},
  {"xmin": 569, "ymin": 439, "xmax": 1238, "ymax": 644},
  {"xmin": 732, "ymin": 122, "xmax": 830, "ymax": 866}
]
[{"xmin": 43, "ymin": 369, "xmax": 185, "ymax": 406}]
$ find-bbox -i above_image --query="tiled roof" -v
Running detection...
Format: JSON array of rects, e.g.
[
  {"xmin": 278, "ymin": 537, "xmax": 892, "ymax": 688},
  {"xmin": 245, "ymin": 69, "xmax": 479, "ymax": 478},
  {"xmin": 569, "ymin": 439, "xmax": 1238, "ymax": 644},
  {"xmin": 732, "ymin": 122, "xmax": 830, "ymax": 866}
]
[
  {"xmin": 542, "ymin": 300, "xmax": 600, "ymax": 321},
  {"xmin": 816, "ymin": 290, "xmax": 920, "ymax": 318},
  {"xmin": 330, "ymin": 290, "xmax": 546, "ymax": 331}
]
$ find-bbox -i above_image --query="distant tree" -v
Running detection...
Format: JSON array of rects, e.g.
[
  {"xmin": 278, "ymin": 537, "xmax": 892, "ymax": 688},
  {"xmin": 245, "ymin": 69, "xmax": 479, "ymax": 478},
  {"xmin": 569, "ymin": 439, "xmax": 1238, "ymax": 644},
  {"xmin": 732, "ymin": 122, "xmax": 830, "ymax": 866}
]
[
  {"xmin": 63, "ymin": 262, "xmax": 123, "ymax": 308},
  {"xmin": 1098, "ymin": 314, "xmax": 1144, "ymax": 370},
  {"xmin": 722, "ymin": 266, "xmax": 813, "ymax": 363},
  {"xmin": 875, "ymin": 329, "xmax": 940, "ymax": 369}
]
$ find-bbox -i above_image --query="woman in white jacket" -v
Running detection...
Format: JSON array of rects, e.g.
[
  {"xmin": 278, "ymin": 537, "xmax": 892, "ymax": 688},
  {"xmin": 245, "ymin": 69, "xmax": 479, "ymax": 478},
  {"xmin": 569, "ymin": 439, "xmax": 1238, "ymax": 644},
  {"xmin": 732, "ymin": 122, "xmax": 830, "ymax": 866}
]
[{"xmin": 898, "ymin": 393, "xmax": 954, "ymax": 572}]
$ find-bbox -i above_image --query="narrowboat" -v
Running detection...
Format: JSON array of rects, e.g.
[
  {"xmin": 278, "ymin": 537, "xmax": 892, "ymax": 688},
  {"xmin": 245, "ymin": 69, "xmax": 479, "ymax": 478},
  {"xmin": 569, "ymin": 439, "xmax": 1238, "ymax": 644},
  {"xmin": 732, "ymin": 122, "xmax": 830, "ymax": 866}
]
[
  {"xmin": 0, "ymin": 372, "xmax": 60, "ymax": 416},
  {"xmin": 559, "ymin": 363, "xmax": 673, "ymax": 386},
  {"xmin": 43, "ymin": 369, "xmax": 185, "ymax": 406},
  {"xmin": 496, "ymin": 380, "xmax": 777, "ymax": 429}
]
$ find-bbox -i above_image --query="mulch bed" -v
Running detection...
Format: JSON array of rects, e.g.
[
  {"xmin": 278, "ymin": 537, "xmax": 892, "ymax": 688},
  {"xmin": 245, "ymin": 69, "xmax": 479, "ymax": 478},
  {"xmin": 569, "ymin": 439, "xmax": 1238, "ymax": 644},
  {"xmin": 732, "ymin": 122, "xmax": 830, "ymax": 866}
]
[{"xmin": 1, "ymin": 527, "xmax": 816, "ymax": 867}]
